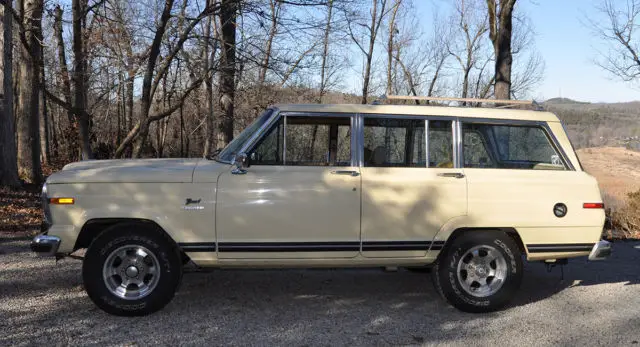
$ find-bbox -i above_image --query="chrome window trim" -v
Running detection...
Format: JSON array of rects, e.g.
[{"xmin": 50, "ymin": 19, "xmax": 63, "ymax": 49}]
[
  {"xmin": 359, "ymin": 113, "xmax": 453, "ymax": 121},
  {"xmin": 244, "ymin": 110, "xmax": 357, "ymax": 166},
  {"xmin": 452, "ymin": 119, "xmax": 461, "ymax": 169},
  {"xmin": 457, "ymin": 117, "xmax": 575, "ymax": 171},
  {"xmin": 283, "ymin": 115, "xmax": 287, "ymax": 164},
  {"xmin": 424, "ymin": 120, "xmax": 429, "ymax": 168},
  {"xmin": 238, "ymin": 107, "xmax": 282, "ymax": 159}
]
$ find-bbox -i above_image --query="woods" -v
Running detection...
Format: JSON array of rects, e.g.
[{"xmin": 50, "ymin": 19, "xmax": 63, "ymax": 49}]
[{"xmin": 0, "ymin": 0, "xmax": 536, "ymax": 187}]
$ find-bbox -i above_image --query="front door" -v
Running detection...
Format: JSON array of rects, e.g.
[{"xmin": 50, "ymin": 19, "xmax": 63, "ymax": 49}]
[
  {"xmin": 360, "ymin": 117, "xmax": 468, "ymax": 257},
  {"xmin": 216, "ymin": 113, "xmax": 361, "ymax": 258}
]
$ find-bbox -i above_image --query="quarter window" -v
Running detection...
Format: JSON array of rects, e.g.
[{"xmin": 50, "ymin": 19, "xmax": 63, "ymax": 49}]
[
  {"xmin": 462, "ymin": 123, "xmax": 565, "ymax": 170},
  {"xmin": 250, "ymin": 115, "xmax": 351, "ymax": 166}
]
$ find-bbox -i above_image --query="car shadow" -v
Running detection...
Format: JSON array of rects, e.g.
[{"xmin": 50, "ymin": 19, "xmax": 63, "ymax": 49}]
[{"xmin": 2, "ymin": 241, "xmax": 638, "ymax": 346}]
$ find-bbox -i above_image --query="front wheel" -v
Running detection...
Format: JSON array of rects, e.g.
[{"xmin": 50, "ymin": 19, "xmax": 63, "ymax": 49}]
[
  {"xmin": 82, "ymin": 223, "xmax": 182, "ymax": 316},
  {"xmin": 432, "ymin": 231, "xmax": 523, "ymax": 313}
]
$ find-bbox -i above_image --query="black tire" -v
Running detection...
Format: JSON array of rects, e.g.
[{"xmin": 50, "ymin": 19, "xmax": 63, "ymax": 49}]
[
  {"xmin": 432, "ymin": 231, "xmax": 522, "ymax": 313},
  {"xmin": 82, "ymin": 223, "xmax": 182, "ymax": 316}
]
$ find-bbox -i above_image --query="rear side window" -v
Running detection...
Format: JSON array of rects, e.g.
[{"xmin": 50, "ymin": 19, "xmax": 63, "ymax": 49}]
[
  {"xmin": 462, "ymin": 123, "xmax": 565, "ymax": 170},
  {"xmin": 363, "ymin": 118, "xmax": 426, "ymax": 167}
]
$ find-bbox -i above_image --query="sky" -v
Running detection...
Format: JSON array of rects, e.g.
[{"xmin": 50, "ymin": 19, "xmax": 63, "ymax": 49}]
[{"xmin": 412, "ymin": 0, "xmax": 640, "ymax": 103}]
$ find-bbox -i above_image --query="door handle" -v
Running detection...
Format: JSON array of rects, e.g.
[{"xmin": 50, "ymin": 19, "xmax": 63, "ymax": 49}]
[
  {"xmin": 437, "ymin": 172, "xmax": 465, "ymax": 179},
  {"xmin": 331, "ymin": 170, "xmax": 360, "ymax": 177}
]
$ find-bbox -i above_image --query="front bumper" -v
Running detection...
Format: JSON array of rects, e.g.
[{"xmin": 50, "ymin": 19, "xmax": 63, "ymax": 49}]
[
  {"xmin": 31, "ymin": 234, "xmax": 61, "ymax": 256},
  {"xmin": 588, "ymin": 240, "xmax": 612, "ymax": 261}
]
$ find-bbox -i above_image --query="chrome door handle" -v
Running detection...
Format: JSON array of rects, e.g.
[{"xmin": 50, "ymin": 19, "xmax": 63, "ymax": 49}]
[
  {"xmin": 331, "ymin": 170, "xmax": 360, "ymax": 177},
  {"xmin": 437, "ymin": 172, "xmax": 465, "ymax": 179}
]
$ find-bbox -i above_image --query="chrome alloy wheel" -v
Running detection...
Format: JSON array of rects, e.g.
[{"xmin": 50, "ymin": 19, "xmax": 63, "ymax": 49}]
[
  {"xmin": 102, "ymin": 245, "xmax": 160, "ymax": 300},
  {"xmin": 456, "ymin": 245, "xmax": 507, "ymax": 297}
]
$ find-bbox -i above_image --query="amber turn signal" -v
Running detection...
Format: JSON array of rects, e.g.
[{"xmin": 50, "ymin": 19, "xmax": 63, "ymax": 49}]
[{"xmin": 50, "ymin": 197, "xmax": 75, "ymax": 205}]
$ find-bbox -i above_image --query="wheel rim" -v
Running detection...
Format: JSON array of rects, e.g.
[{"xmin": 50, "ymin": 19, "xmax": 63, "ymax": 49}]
[
  {"xmin": 102, "ymin": 245, "xmax": 161, "ymax": 300},
  {"xmin": 456, "ymin": 245, "xmax": 507, "ymax": 298}
]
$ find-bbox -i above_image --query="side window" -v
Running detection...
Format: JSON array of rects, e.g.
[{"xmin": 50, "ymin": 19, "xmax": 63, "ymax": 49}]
[
  {"xmin": 250, "ymin": 118, "xmax": 284, "ymax": 165},
  {"xmin": 428, "ymin": 120, "xmax": 453, "ymax": 168},
  {"xmin": 462, "ymin": 123, "xmax": 565, "ymax": 170},
  {"xmin": 363, "ymin": 118, "xmax": 426, "ymax": 167},
  {"xmin": 249, "ymin": 115, "xmax": 351, "ymax": 166}
]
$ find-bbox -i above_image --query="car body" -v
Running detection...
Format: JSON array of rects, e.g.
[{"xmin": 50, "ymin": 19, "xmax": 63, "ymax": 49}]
[{"xmin": 33, "ymin": 102, "xmax": 611, "ymax": 315}]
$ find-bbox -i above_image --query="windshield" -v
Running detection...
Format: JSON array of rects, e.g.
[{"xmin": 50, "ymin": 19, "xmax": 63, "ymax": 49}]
[{"xmin": 216, "ymin": 109, "xmax": 274, "ymax": 162}]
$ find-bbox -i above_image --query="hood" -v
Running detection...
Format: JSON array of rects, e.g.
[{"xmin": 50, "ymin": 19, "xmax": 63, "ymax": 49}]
[{"xmin": 47, "ymin": 159, "xmax": 204, "ymax": 184}]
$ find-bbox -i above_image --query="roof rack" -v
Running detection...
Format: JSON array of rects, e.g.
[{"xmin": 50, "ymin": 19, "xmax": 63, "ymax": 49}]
[{"xmin": 381, "ymin": 95, "xmax": 543, "ymax": 110}]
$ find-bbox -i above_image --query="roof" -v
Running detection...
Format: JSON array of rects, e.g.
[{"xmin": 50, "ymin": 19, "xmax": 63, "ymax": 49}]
[{"xmin": 271, "ymin": 104, "xmax": 561, "ymax": 123}]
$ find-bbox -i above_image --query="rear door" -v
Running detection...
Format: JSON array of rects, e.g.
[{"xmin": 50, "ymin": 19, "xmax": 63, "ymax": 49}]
[{"xmin": 359, "ymin": 116, "xmax": 467, "ymax": 258}]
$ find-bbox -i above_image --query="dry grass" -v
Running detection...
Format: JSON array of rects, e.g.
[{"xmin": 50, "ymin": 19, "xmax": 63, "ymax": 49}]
[{"xmin": 577, "ymin": 147, "xmax": 640, "ymax": 239}]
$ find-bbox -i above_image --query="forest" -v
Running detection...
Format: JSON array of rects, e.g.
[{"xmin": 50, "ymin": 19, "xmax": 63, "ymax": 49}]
[{"xmin": 0, "ymin": 0, "xmax": 637, "ymax": 188}]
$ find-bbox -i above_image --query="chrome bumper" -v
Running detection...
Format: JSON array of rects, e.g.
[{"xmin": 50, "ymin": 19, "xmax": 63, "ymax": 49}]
[
  {"xmin": 31, "ymin": 234, "xmax": 61, "ymax": 256},
  {"xmin": 588, "ymin": 240, "xmax": 612, "ymax": 261}
]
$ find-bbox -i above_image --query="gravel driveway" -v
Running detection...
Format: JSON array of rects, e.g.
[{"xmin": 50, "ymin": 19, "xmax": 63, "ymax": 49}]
[{"xmin": 1, "ymin": 235, "xmax": 639, "ymax": 346}]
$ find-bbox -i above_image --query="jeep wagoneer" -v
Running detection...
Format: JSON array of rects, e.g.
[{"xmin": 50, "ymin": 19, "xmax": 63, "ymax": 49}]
[{"xmin": 32, "ymin": 98, "xmax": 610, "ymax": 315}]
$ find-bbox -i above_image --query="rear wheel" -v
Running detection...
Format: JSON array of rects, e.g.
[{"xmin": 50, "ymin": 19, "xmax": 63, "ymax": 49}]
[
  {"xmin": 82, "ymin": 223, "xmax": 182, "ymax": 316},
  {"xmin": 432, "ymin": 231, "xmax": 522, "ymax": 313}
]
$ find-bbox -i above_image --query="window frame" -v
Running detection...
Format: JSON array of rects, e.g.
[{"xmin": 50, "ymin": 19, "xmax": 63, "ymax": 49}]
[
  {"xmin": 245, "ymin": 111, "xmax": 357, "ymax": 167},
  {"xmin": 458, "ymin": 118, "xmax": 575, "ymax": 171}
]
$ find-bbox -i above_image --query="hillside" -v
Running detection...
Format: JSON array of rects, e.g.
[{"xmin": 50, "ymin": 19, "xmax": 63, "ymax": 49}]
[
  {"xmin": 544, "ymin": 99, "xmax": 640, "ymax": 150},
  {"xmin": 576, "ymin": 147, "xmax": 640, "ymax": 206}
]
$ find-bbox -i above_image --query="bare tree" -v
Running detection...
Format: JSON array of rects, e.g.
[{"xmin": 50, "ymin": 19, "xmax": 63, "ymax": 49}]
[
  {"xmin": 347, "ymin": 0, "xmax": 389, "ymax": 104},
  {"xmin": 487, "ymin": 0, "xmax": 517, "ymax": 99},
  {"xmin": 589, "ymin": 0, "xmax": 640, "ymax": 83},
  {"xmin": 1, "ymin": 0, "xmax": 20, "ymax": 187},
  {"xmin": 448, "ymin": 0, "xmax": 488, "ymax": 101},
  {"xmin": 386, "ymin": 0, "xmax": 400, "ymax": 95},
  {"xmin": 217, "ymin": 0, "xmax": 237, "ymax": 147},
  {"xmin": 16, "ymin": 0, "xmax": 43, "ymax": 184}
]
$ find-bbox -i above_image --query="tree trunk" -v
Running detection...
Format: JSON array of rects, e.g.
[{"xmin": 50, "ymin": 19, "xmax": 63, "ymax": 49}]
[
  {"xmin": 386, "ymin": 0, "xmax": 400, "ymax": 95},
  {"xmin": 218, "ymin": 0, "xmax": 237, "ymax": 146},
  {"xmin": 16, "ymin": 0, "xmax": 43, "ymax": 185},
  {"xmin": 72, "ymin": 0, "xmax": 92, "ymax": 159},
  {"xmin": 40, "ymin": 66, "xmax": 50, "ymax": 164},
  {"xmin": 487, "ymin": 0, "xmax": 516, "ymax": 100},
  {"xmin": 53, "ymin": 5, "xmax": 78, "ymax": 161},
  {"xmin": 258, "ymin": 0, "xmax": 280, "ymax": 86},
  {"xmin": 203, "ymin": 0, "xmax": 214, "ymax": 156},
  {"xmin": 0, "ymin": 1, "xmax": 20, "ymax": 187},
  {"xmin": 318, "ymin": 0, "xmax": 333, "ymax": 103}
]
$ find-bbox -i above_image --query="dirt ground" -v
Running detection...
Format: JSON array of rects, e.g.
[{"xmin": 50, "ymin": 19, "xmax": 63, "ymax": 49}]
[{"xmin": 576, "ymin": 147, "xmax": 640, "ymax": 205}]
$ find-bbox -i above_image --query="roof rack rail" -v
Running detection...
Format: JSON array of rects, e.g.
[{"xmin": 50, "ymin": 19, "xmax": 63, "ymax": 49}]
[{"xmin": 382, "ymin": 95, "xmax": 543, "ymax": 110}]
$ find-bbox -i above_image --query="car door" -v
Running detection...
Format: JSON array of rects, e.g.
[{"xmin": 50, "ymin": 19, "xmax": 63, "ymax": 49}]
[
  {"xmin": 215, "ymin": 112, "xmax": 361, "ymax": 259},
  {"xmin": 359, "ymin": 116, "xmax": 468, "ymax": 258}
]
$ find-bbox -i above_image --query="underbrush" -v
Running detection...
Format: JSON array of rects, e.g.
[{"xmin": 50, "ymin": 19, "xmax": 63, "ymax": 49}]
[{"xmin": 606, "ymin": 189, "xmax": 640, "ymax": 239}]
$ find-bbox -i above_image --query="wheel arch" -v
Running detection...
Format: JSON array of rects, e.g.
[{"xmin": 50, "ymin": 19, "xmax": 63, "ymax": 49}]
[
  {"xmin": 436, "ymin": 227, "xmax": 526, "ymax": 260},
  {"xmin": 74, "ymin": 218, "xmax": 182, "ymax": 254}
]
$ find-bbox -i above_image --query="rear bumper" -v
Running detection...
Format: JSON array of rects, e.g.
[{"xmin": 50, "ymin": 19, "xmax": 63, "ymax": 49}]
[
  {"xmin": 31, "ymin": 234, "xmax": 61, "ymax": 256},
  {"xmin": 588, "ymin": 240, "xmax": 612, "ymax": 261}
]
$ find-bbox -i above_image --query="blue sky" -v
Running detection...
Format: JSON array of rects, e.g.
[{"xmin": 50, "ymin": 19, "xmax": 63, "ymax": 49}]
[{"xmin": 412, "ymin": 0, "xmax": 640, "ymax": 103}]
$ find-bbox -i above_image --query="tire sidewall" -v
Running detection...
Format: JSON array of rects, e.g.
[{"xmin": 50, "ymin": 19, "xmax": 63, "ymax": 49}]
[
  {"xmin": 436, "ymin": 233, "xmax": 522, "ymax": 312},
  {"xmin": 83, "ymin": 226, "xmax": 181, "ymax": 316}
]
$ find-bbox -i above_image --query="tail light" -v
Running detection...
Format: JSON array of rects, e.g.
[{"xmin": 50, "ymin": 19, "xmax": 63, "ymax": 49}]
[{"xmin": 583, "ymin": 202, "xmax": 604, "ymax": 209}]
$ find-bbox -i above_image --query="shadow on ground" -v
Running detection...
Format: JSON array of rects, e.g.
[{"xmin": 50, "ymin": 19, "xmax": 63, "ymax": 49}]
[{"xmin": 1, "ymin": 240, "xmax": 639, "ymax": 346}]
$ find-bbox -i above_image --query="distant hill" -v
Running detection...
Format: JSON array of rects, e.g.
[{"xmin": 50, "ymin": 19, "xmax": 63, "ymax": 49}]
[
  {"xmin": 544, "ymin": 97, "xmax": 589, "ymax": 105},
  {"xmin": 542, "ymin": 98, "xmax": 640, "ymax": 149}
]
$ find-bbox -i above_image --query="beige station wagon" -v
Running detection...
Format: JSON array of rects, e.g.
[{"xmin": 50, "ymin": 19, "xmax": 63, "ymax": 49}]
[{"xmin": 32, "ymin": 97, "xmax": 611, "ymax": 316}]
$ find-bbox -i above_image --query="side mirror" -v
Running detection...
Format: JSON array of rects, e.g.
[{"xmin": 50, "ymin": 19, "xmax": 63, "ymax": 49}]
[{"xmin": 232, "ymin": 152, "xmax": 249, "ymax": 175}]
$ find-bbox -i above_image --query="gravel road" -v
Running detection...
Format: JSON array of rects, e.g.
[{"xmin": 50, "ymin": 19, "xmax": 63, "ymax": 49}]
[{"xmin": 1, "ymin": 235, "xmax": 639, "ymax": 346}]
